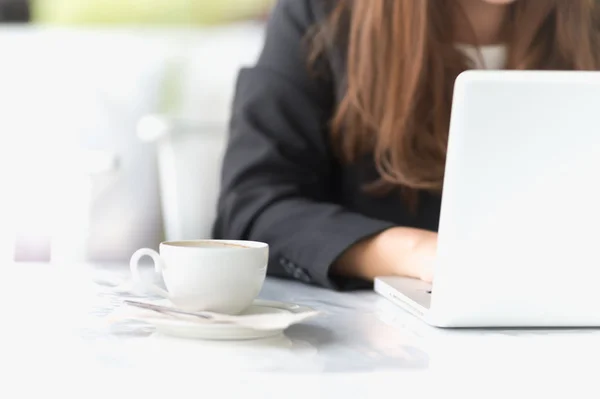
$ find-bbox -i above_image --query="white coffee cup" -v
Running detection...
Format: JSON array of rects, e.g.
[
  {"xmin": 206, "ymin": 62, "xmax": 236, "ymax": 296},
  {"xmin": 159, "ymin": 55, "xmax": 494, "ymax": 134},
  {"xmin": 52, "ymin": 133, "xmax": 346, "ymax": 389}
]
[{"xmin": 129, "ymin": 239, "xmax": 268, "ymax": 314}]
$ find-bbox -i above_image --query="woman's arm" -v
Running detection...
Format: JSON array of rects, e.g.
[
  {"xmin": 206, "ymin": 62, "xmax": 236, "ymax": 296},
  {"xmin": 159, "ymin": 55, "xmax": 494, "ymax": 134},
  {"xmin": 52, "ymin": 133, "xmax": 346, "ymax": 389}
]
[{"xmin": 332, "ymin": 227, "xmax": 437, "ymax": 283}]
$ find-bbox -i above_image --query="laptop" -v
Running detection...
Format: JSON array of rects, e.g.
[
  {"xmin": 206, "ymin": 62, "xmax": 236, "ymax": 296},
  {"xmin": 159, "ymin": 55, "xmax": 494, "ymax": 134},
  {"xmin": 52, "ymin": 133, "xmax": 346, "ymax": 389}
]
[{"xmin": 375, "ymin": 70, "xmax": 600, "ymax": 328}]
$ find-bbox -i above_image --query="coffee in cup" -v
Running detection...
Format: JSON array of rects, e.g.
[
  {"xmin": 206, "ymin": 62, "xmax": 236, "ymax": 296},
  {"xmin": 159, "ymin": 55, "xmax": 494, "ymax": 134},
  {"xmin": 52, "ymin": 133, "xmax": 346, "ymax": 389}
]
[{"xmin": 129, "ymin": 239, "xmax": 268, "ymax": 314}]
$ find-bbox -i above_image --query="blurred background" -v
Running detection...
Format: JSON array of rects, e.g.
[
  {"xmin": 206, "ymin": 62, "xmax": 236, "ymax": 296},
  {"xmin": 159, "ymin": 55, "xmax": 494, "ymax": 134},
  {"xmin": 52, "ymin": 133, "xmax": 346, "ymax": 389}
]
[{"xmin": 0, "ymin": 0, "xmax": 273, "ymax": 265}]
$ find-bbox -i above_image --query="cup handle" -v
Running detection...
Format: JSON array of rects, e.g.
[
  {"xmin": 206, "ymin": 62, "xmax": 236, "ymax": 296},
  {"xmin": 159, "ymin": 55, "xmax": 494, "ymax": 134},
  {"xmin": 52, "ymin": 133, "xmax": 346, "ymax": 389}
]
[{"xmin": 129, "ymin": 248, "xmax": 170, "ymax": 298}]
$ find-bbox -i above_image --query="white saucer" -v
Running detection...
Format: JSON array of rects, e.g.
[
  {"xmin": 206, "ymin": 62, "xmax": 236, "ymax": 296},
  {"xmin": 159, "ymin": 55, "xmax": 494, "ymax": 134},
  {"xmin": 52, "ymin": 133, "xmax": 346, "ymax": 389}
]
[{"xmin": 121, "ymin": 299, "xmax": 318, "ymax": 341}]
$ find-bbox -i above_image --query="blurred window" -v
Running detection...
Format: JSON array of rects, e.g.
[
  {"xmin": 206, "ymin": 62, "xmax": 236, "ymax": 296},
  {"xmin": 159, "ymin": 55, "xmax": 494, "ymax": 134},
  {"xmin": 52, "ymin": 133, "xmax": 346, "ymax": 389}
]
[{"xmin": 31, "ymin": 0, "xmax": 273, "ymax": 26}]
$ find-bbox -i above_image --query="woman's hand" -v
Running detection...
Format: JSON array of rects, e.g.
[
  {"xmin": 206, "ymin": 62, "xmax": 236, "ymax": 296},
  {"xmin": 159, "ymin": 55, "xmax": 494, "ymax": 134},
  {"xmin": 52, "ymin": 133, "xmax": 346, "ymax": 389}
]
[
  {"xmin": 404, "ymin": 229, "xmax": 436, "ymax": 283},
  {"xmin": 333, "ymin": 227, "xmax": 437, "ymax": 282}
]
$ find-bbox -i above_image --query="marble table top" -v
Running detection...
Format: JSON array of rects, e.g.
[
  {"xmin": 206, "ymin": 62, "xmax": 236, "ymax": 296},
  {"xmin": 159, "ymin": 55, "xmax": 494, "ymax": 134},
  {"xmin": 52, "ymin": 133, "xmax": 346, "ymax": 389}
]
[{"xmin": 3, "ymin": 262, "xmax": 599, "ymax": 398}]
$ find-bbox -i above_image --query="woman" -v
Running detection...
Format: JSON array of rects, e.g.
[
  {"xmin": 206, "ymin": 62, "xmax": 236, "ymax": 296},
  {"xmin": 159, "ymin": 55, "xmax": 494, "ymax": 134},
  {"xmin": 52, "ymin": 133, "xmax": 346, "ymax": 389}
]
[{"xmin": 213, "ymin": 0, "xmax": 600, "ymax": 290}]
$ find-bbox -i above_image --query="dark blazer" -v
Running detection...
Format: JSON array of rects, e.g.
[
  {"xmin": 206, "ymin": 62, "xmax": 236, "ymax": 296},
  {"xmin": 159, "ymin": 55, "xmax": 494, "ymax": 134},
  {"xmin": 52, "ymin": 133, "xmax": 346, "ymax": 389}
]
[
  {"xmin": 212, "ymin": 0, "xmax": 442, "ymax": 290},
  {"xmin": 0, "ymin": 0, "xmax": 29, "ymax": 22}
]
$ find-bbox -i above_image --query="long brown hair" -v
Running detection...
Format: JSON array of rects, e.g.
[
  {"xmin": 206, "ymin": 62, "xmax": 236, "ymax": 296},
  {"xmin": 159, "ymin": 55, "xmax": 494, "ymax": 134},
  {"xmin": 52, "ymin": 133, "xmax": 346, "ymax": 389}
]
[{"xmin": 312, "ymin": 0, "xmax": 600, "ymax": 202}]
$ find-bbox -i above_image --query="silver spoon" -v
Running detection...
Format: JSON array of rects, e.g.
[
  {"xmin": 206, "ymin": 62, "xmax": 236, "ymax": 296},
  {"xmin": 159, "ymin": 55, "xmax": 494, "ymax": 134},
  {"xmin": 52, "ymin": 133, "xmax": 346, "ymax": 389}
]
[{"xmin": 122, "ymin": 300, "xmax": 318, "ymax": 330}]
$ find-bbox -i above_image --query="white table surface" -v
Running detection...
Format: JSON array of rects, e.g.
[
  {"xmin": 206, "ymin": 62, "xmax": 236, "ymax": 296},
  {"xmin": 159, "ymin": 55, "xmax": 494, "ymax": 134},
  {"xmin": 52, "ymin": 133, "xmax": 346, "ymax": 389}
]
[{"xmin": 3, "ymin": 262, "xmax": 600, "ymax": 398}]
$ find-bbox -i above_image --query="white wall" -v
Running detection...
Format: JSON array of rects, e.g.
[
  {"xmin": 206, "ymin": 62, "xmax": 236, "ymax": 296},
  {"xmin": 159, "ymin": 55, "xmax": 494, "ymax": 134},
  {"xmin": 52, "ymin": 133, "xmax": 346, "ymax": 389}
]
[{"xmin": 0, "ymin": 23, "xmax": 264, "ymax": 261}]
